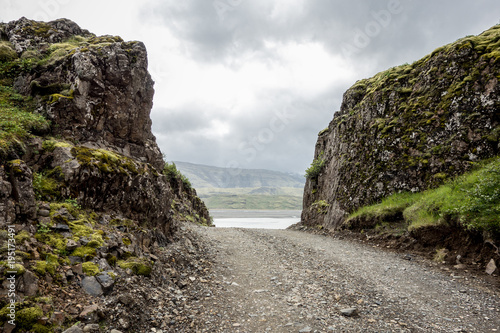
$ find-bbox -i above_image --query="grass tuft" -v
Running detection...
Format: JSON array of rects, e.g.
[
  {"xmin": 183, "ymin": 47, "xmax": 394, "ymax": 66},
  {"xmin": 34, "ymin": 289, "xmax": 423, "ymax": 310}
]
[{"xmin": 348, "ymin": 157, "xmax": 500, "ymax": 236}]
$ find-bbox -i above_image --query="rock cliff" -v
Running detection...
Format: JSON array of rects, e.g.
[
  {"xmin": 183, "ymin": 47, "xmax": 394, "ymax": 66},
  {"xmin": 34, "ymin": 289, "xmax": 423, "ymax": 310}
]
[
  {"xmin": 0, "ymin": 18, "xmax": 210, "ymax": 332},
  {"xmin": 302, "ymin": 25, "xmax": 500, "ymax": 231}
]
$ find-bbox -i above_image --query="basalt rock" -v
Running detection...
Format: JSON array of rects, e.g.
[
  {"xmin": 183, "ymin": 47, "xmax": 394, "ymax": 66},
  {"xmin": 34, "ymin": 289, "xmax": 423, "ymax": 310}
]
[
  {"xmin": 0, "ymin": 18, "xmax": 211, "ymax": 332},
  {"xmin": 3, "ymin": 17, "xmax": 163, "ymax": 170},
  {"xmin": 302, "ymin": 25, "xmax": 500, "ymax": 230}
]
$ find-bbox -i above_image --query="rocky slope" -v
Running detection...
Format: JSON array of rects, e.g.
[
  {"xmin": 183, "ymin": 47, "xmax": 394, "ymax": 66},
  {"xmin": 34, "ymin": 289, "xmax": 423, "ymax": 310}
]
[
  {"xmin": 302, "ymin": 25, "xmax": 500, "ymax": 231},
  {"xmin": 0, "ymin": 18, "xmax": 210, "ymax": 333}
]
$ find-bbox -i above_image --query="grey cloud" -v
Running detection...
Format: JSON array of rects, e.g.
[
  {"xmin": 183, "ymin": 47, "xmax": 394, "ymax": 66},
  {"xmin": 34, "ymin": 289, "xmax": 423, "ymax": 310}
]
[
  {"xmin": 153, "ymin": 86, "xmax": 343, "ymax": 174},
  {"xmin": 144, "ymin": 0, "xmax": 499, "ymax": 173},
  {"xmin": 142, "ymin": 0, "xmax": 499, "ymax": 66}
]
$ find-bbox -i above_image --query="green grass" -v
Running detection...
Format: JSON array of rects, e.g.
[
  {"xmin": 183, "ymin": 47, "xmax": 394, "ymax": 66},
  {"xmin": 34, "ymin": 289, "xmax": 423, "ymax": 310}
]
[
  {"xmin": 348, "ymin": 191, "xmax": 422, "ymax": 221},
  {"xmin": 203, "ymin": 194, "xmax": 302, "ymax": 210},
  {"xmin": 163, "ymin": 162, "xmax": 192, "ymax": 190},
  {"xmin": 305, "ymin": 152, "xmax": 326, "ymax": 179},
  {"xmin": 197, "ymin": 187, "xmax": 303, "ymax": 210},
  {"xmin": 347, "ymin": 156, "xmax": 500, "ymax": 235},
  {"xmin": 0, "ymin": 86, "xmax": 49, "ymax": 158}
]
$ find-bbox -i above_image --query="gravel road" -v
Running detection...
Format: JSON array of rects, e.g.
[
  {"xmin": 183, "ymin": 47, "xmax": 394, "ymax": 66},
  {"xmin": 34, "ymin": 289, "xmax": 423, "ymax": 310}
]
[{"xmin": 186, "ymin": 226, "xmax": 500, "ymax": 333}]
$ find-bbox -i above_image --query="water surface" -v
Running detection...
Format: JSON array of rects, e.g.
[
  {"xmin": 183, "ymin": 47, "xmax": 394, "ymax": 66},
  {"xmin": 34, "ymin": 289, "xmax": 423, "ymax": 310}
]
[{"xmin": 211, "ymin": 209, "xmax": 301, "ymax": 229}]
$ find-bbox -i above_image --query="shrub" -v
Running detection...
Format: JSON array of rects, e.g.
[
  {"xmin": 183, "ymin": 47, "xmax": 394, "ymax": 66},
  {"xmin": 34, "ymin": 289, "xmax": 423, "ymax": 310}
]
[
  {"xmin": 305, "ymin": 152, "xmax": 326, "ymax": 179},
  {"xmin": 163, "ymin": 162, "xmax": 192, "ymax": 190},
  {"xmin": 0, "ymin": 87, "xmax": 49, "ymax": 159}
]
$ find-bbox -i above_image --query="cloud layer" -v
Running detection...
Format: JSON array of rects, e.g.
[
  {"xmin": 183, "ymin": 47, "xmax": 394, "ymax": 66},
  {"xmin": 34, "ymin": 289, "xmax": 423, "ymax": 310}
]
[{"xmin": 2, "ymin": 0, "xmax": 499, "ymax": 173}]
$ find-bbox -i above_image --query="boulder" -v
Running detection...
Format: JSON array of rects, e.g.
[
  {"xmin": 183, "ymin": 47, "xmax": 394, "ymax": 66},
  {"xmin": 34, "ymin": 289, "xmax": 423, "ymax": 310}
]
[{"xmin": 81, "ymin": 276, "xmax": 103, "ymax": 297}]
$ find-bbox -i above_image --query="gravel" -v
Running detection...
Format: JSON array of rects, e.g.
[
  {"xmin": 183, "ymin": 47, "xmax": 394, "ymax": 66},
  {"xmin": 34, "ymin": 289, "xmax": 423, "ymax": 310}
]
[{"xmin": 186, "ymin": 226, "xmax": 500, "ymax": 332}]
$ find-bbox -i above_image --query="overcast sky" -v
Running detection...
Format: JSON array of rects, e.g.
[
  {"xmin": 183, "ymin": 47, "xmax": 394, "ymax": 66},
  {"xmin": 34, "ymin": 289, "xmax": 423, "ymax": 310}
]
[{"xmin": 2, "ymin": 1, "xmax": 499, "ymax": 174}]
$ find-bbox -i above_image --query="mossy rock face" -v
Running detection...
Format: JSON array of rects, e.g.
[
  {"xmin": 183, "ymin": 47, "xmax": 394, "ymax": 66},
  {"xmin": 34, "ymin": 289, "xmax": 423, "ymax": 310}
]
[
  {"xmin": 17, "ymin": 306, "xmax": 44, "ymax": 329},
  {"xmin": 303, "ymin": 24, "xmax": 500, "ymax": 230},
  {"xmin": 0, "ymin": 16, "xmax": 211, "ymax": 256},
  {"xmin": 0, "ymin": 42, "xmax": 18, "ymax": 62},
  {"xmin": 33, "ymin": 254, "xmax": 59, "ymax": 276},
  {"xmin": 71, "ymin": 246, "xmax": 96, "ymax": 259},
  {"xmin": 117, "ymin": 257, "xmax": 153, "ymax": 276},
  {"xmin": 0, "ymin": 262, "xmax": 26, "ymax": 276},
  {"xmin": 82, "ymin": 262, "xmax": 100, "ymax": 276}
]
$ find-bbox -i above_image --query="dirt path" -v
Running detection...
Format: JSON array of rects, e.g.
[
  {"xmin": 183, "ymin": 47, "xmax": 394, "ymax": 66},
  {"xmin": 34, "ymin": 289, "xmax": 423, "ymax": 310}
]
[{"xmin": 187, "ymin": 226, "xmax": 500, "ymax": 332}]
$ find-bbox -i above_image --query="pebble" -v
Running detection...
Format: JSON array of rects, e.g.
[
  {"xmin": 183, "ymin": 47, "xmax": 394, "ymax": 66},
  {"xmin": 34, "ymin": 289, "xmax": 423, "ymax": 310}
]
[{"xmin": 340, "ymin": 307, "xmax": 358, "ymax": 317}]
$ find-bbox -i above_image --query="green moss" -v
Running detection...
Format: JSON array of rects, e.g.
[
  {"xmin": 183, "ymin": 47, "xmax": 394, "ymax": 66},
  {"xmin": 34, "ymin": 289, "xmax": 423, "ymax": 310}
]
[
  {"xmin": 33, "ymin": 172, "xmax": 62, "ymax": 200},
  {"xmin": 71, "ymin": 146, "xmax": 141, "ymax": 175},
  {"xmin": 42, "ymin": 138, "xmax": 73, "ymax": 152},
  {"xmin": 106, "ymin": 254, "xmax": 117, "ymax": 266},
  {"xmin": 110, "ymin": 218, "xmax": 135, "ymax": 228},
  {"xmin": 16, "ymin": 306, "xmax": 44, "ymax": 329},
  {"xmin": 47, "ymin": 90, "xmax": 74, "ymax": 104},
  {"xmin": 68, "ymin": 220, "xmax": 94, "ymax": 239},
  {"xmin": 87, "ymin": 233, "xmax": 104, "ymax": 248},
  {"xmin": 122, "ymin": 237, "xmax": 131, "ymax": 246},
  {"xmin": 0, "ymin": 41, "xmax": 18, "ymax": 62},
  {"xmin": 50, "ymin": 202, "xmax": 82, "ymax": 220},
  {"xmin": 318, "ymin": 127, "xmax": 329, "ymax": 136},
  {"xmin": 34, "ymin": 232, "xmax": 66, "ymax": 251},
  {"xmin": 82, "ymin": 262, "xmax": 100, "ymax": 276},
  {"xmin": 0, "ymin": 262, "xmax": 25, "ymax": 276},
  {"xmin": 14, "ymin": 230, "xmax": 31, "ymax": 243},
  {"xmin": 34, "ymin": 254, "xmax": 59, "ymax": 276},
  {"xmin": 71, "ymin": 246, "xmax": 96, "ymax": 259},
  {"xmin": 432, "ymin": 172, "xmax": 448, "ymax": 180},
  {"xmin": 117, "ymin": 257, "xmax": 153, "ymax": 276},
  {"xmin": 348, "ymin": 157, "xmax": 500, "ymax": 236},
  {"xmin": 311, "ymin": 200, "xmax": 330, "ymax": 214},
  {"xmin": 88, "ymin": 35, "xmax": 124, "ymax": 44},
  {"xmin": 347, "ymin": 192, "xmax": 423, "ymax": 222},
  {"xmin": 34, "ymin": 296, "xmax": 52, "ymax": 304}
]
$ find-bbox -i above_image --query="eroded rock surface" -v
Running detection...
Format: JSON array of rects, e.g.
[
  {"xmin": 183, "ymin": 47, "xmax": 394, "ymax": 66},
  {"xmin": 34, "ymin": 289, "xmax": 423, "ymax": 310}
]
[{"xmin": 302, "ymin": 25, "xmax": 500, "ymax": 230}]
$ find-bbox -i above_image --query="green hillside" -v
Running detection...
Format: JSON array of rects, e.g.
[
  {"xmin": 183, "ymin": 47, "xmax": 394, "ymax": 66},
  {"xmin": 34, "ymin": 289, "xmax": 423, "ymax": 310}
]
[{"xmin": 173, "ymin": 162, "xmax": 304, "ymax": 210}]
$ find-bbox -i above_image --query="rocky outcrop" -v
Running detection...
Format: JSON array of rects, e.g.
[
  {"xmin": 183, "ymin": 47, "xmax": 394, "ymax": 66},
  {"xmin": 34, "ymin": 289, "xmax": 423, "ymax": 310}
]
[
  {"xmin": 0, "ymin": 18, "xmax": 211, "ymax": 332},
  {"xmin": 302, "ymin": 25, "xmax": 500, "ymax": 230},
  {"xmin": 2, "ymin": 17, "xmax": 163, "ymax": 169}
]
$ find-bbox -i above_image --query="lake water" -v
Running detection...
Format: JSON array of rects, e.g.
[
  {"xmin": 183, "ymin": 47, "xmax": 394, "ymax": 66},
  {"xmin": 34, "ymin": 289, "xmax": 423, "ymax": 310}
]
[{"xmin": 210, "ymin": 209, "xmax": 301, "ymax": 229}]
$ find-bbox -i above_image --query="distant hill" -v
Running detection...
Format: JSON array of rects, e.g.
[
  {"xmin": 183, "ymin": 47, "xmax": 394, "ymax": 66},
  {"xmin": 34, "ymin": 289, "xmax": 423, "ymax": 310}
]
[
  {"xmin": 174, "ymin": 162, "xmax": 305, "ymax": 189},
  {"xmin": 173, "ymin": 162, "xmax": 305, "ymax": 210}
]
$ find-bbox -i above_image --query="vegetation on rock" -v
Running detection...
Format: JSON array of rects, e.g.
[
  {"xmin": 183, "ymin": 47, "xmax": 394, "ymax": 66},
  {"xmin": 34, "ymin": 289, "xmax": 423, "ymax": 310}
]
[
  {"xmin": 347, "ymin": 156, "xmax": 500, "ymax": 236},
  {"xmin": 303, "ymin": 24, "xmax": 500, "ymax": 233},
  {"xmin": 0, "ymin": 17, "xmax": 212, "ymax": 332},
  {"xmin": 305, "ymin": 152, "xmax": 326, "ymax": 179},
  {"xmin": 0, "ymin": 86, "xmax": 49, "ymax": 159}
]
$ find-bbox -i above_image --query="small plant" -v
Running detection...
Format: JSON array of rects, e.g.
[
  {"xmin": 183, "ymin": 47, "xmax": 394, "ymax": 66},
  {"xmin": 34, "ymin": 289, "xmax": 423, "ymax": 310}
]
[
  {"xmin": 32, "ymin": 172, "xmax": 61, "ymax": 200},
  {"xmin": 37, "ymin": 222, "xmax": 51, "ymax": 234},
  {"xmin": 64, "ymin": 198, "xmax": 81, "ymax": 210},
  {"xmin": 305, "ymin": 152, "xmax": 326, "ymax": 179},
  {"xmin": 311, "ymin": 200, "xmax": 330, "ymax": 214},
  {"xmin": 163, "ymin": 162, "xmax": 192, "ymax": 190},
  {"xmin": 433, "ymin": 248, "xmax": 448, "ymax": 263}
]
